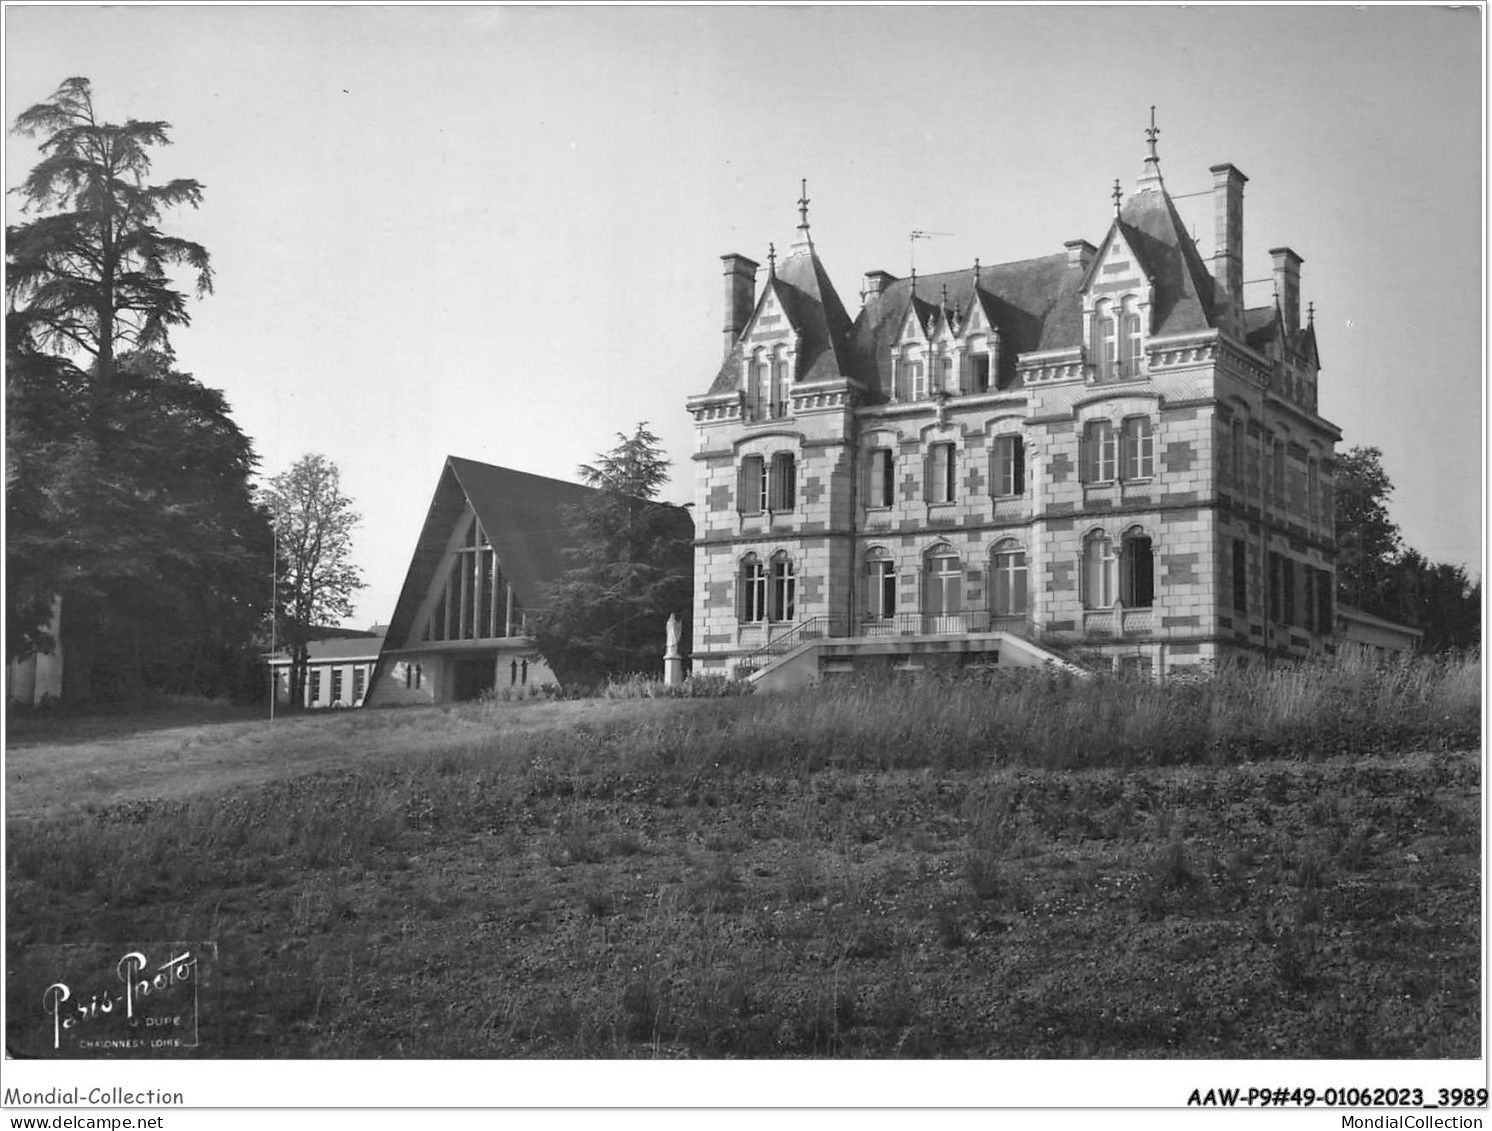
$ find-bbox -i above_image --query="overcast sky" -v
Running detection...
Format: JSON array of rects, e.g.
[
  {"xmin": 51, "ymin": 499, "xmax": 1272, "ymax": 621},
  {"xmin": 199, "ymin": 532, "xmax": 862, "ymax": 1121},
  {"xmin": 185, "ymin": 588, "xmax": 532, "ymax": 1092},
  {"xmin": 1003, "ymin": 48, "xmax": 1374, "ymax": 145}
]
[{"xmin": 5, "ymin": 4, "xmax": 1483, "ymax": 629}]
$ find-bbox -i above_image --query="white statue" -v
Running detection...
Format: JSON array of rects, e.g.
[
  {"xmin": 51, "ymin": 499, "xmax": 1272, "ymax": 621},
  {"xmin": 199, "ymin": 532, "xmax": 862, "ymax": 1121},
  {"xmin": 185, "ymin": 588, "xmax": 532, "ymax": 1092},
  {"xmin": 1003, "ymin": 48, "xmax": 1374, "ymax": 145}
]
[{"xmin": 665, "ymin": 613, "xmax": 681, "ymax": 655}]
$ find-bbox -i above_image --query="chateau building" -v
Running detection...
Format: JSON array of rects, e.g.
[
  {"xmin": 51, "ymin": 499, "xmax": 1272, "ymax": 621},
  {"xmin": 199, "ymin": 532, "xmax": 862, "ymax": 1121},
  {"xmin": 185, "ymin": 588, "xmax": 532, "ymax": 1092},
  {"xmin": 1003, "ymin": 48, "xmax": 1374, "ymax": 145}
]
[{"xmin": 687, "ymin": 126, "xmax": 1340, "ymax": 682}]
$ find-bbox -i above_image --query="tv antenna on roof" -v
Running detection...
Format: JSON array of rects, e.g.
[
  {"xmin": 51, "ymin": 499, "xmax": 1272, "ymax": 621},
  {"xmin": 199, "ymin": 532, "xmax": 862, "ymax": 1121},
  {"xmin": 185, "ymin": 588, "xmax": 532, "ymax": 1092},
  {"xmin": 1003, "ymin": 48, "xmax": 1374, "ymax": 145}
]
[{"xmin": 910, "ymin": 230, "xmax": 954, "ymax": 273}]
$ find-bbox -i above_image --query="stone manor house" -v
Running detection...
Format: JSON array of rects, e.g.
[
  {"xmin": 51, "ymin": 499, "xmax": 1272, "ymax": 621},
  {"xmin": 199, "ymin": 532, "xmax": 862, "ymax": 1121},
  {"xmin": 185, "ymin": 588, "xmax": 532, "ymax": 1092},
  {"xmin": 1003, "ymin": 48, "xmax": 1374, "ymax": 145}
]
[{"xmin": 687, "ymin": 129, "xmax": 1340, "ymax": 684}]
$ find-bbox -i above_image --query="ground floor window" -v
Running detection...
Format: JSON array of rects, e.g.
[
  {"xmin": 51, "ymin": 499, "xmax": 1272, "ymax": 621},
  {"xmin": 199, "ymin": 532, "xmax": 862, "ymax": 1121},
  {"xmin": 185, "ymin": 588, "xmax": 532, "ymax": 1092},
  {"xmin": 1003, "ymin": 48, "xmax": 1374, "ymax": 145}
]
[
  {"xmin": 866, "ymin": 550, "xmax": 896, "ymax": 619},
  {"xmin": 1082, "ymin": 533, "xmax": 1117, "ymax": 608},
  {"xmin": 1120, "ymin": 532, "xmax": 1154, "ymax": 608},
  {"xmin": 924, "ymin": 546, "xmax": 963, "ymax": 614},
  {"xmin": 769, "ymin": 552, "xmax": 796, "ymax": 622},
  {"xmin": 740, "ymin": 554, "xmax": 766, "ymax": 623}
]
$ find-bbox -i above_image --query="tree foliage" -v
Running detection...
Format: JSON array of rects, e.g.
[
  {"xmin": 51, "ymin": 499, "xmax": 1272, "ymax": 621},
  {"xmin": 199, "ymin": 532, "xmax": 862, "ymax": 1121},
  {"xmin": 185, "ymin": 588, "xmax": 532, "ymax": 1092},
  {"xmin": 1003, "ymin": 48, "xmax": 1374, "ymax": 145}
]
[
  {"xmin": 7, "ymin": 76, "xmax": 212, "ymax": 388},
  {"xmin": 1333, "ymin": 445, "xmax": 1479, "ymax": 653},
  {"xmin": 532, "ymin": 424, "xmax": 694, "ymax": 687},
  {"xmin": 264, "ymin": 454, "xmax": 365, "ymax": 706},
  {"xmin": 6, "ymin": 78, "xmax": 267, "ymax": 702},
  {"xmin": 6, "ymin": 344, "xmax": 272, "ymax": 698}
]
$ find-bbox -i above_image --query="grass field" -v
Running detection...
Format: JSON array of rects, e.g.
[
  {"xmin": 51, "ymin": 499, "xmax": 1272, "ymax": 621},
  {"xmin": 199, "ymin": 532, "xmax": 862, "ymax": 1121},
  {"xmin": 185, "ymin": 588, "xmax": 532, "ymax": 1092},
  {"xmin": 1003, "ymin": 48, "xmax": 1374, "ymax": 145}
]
[{"xmin": 5, "ymin": 659, "xmax": 1482, "ymax": 1058}]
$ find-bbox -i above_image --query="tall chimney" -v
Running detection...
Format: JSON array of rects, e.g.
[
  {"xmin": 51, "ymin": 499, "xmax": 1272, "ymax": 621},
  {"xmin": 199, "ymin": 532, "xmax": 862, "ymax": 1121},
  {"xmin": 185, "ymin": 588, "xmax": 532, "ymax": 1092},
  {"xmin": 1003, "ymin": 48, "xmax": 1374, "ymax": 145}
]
[
  {"xmin": 721, "ymin": 253, "xmax": 760, "ymax": 358},
  {"xmin": 1064, "ymin": 239, "xmax": 1097, "ymax": 270},
  {"xmin": 1270, "ymin": 247, "xmax": 1303, "ymax": 340},
  {"xmin": 1209, "ymin": 163, "xmax": 1247, "ymax": 339},
  {"xmin": 862, "ymin": 269, "xmax": 896, "ymax": 303}
]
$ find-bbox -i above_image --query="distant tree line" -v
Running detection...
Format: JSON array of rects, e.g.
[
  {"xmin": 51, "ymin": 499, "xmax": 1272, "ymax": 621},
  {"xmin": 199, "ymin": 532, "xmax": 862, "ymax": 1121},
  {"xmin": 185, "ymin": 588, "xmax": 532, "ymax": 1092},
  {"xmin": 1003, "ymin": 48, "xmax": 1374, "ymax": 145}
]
[{"xmin": 1334, "ymin": 446, "xmax": 1479, "ymax": 653}]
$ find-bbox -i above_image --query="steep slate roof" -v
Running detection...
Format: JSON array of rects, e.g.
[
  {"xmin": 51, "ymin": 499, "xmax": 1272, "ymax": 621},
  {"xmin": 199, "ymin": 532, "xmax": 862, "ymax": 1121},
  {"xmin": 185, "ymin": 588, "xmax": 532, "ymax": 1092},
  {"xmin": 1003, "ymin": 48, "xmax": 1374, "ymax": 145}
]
[
  {"xmin": 1243, "ymin": 305, "xmax": 1280, "ymax": 354},
  {"xmin": 1115, "ymin": 185, "xmax": 1218, "ymax": 336},
  {"xmin": 379, "ymin": 458, "xmax": 600, "ymax": 651},
  {"xmin": 847, "ymin": 253, "xmax": 1083, "ymax": 401},
  {"xmin": 266, "ymin": 630, "xmax": 386, "ymax": 666},
  {"xmin": 708, "ymin": 243, "xmax": 857, "ymax": 394}
]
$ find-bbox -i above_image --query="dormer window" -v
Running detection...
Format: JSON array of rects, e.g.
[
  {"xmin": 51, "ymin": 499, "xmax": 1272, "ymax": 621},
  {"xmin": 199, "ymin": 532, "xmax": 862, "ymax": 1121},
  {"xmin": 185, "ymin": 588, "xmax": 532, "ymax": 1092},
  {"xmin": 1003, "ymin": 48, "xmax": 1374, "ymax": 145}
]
[
  {"xmin": 1092, "ymin": 299, "xmax": 1118, "ymax": 381},
  {"xmin": 1119, "ymin": 298, "xmax": 1143, "ymax": 377},
  {"xmin": 745, "ymin": 350, "xmax": 766, "ymax": 421},
  {"xmin": 965, "ymin": 335, "xmax": 991, "ymax": 393},
  {"xmin": 770, "ymin": 348, "xmax": 789, "ymax": 419}
]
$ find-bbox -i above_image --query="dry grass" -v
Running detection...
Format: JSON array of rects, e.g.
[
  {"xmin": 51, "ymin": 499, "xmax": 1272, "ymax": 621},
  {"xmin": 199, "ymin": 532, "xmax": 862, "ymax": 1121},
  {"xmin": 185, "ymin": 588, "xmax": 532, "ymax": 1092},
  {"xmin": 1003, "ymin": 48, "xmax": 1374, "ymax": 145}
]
[{"xmin": 5, "ymin": 655, "xmax": 1481, "ymax": 1058}]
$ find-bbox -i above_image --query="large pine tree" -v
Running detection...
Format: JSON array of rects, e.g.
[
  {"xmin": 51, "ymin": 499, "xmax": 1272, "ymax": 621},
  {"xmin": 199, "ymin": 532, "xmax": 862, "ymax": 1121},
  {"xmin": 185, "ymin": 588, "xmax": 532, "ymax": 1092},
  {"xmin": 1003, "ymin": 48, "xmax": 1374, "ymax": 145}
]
[
  {"xmin": 6, "ymin": 78, "xmax": 268, "ymax": 701},
  {"xmin": 531, "ymin": 425, "xmax": 694, "ymax": 687}
]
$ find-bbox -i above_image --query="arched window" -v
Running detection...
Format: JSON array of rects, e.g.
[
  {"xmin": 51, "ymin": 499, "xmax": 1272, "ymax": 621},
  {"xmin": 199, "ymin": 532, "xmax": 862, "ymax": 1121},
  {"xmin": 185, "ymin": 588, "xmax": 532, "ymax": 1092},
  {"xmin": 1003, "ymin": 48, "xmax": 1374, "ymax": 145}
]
[
  {"xmin": 1082, "ymin": 531, "xmax": 1117, "ymax": 609},
  {"xmin": 990, "ymin": 538, "xmax": 1028, "ymax": 616},
  {"xmin": 770, "ymin": 348, "xmax": 789, "ymax": 419},
  {"xmin": 1120, "ymin": 529, "xmax": 1154, "ymax": 609},
  {"xmin": 865, "ymin": 547, "xmax": 896, "ymax": 621},
  {"xmin": 768, "ymin": 552, "xmax": 796, "ymax": 622},
  {"xmin": 1091, "ymin": 300, "xmax": 1117, "ymax": 381},
  {"xmin": 739, "ymin": 554, "xmax": 766, "ymax": 623},
  {"xmin": 923, "ymin": 544, "xmax": 963, "ymax": 618},
  {"xmin": 1120, "ymin": 298, "xmax": 1143, "ymax": 376}
]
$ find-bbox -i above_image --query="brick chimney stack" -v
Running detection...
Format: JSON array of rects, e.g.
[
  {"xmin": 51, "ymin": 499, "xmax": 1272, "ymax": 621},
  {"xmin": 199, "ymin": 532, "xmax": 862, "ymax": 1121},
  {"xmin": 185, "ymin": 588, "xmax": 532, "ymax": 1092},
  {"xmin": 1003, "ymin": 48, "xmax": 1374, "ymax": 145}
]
[
  {"xmin": 1209, "ymin": 163, "xmax": 1248, "ymax": 339},
  {"xmin": 862, "ymin": 270, "xmax": 896, "ymax": 303},
  {"xmin": 1064, "ymin": 239, "xmax": 1097, "ymax": 270},
  {"xmin": 1270, "ymin": 247, "xmax": 1304, "ymax": 339},
  {"xmin": 721, "ymin": 253, "xmax": 760, "ymax": 358}
]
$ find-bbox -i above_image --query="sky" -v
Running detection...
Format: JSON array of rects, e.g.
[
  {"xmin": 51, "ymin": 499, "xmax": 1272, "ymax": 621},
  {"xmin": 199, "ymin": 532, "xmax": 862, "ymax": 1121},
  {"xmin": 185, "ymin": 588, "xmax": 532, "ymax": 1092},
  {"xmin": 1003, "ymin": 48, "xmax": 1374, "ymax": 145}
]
[{"xmin": 3, "ymin": 4, "xmax": 1484, "ymax": 628}]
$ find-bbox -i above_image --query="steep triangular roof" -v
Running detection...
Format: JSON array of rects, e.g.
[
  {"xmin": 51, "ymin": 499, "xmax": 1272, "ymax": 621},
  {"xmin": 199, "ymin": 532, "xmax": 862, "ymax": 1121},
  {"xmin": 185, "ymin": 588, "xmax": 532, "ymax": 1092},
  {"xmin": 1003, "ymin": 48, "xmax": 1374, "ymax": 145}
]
[
  {"xmin": 707, "ymin": 242, "xmax": 857, "ymax": 394},
  {"xmin": 1115, "ymin": 186, "xmax": 1218, "ymax": 335},
  {"xmin": 380, "ymin": 458, "xmax": 599, "ymax": 651}
]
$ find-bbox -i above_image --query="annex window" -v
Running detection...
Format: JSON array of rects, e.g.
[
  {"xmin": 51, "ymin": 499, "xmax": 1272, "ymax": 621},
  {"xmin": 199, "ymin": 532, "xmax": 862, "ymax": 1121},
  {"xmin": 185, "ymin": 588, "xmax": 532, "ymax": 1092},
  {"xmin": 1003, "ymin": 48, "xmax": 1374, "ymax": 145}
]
[
  {"xmin": 1082, "ymin": 532, "xmax": 1117, "ymax": 609},
  {"xmin": 309, "ymin": 669, "xmax": 322, "ymax": 705},
  {"xmin": 1232, "ymin": 539, "xmax": 1248, "ymax": 614},
  {"xmin": 769, "ymin": 552, "xmax": 796, "ymax": 622},
  {"xmin": 927, "ymin": 442, "xmax": 957, "ymax": 504},
  {"xmin": 1121, "ymin": 416, "xmax": 1154, "ymax": 481},
  {"xmin": 992, "ymin": 434, "xmax": 1025, "ymax": 497},
  {"xmin": 331, "ymin": 668, "xmax": 344, "ymax": 705},
  {"xmin": 991, "ymin": 539, "xmax": 1028, "ymax": 616},
  {"xmin": 352, "ymin": 666, "xmax": 366, "ymax": 704},
  {"xmin": 770, "ymin": 349, "xmax": 790, "ymax": 419},
  {"xmin": 738, "ymin": 455, "xmax": 766, "ymax": 514},
  {"xmin": 923, "ymin": 545, "xmax": 963, "ymax": 616},
  {"xmin": 865, "ymin": 548, "xmax": 896, "ymax": 620},
  {"xmin": 1081, "ymin": 420, "xmax": 1118, "ymax": 484},
  {"xmin": 1091, "ymin": 300, "xmax": 1118, "ymax": 381},
  {"xmin": 770, "ymin": 452, "xmax": 797, "ymax": 512},
  {"xmin": 1119, "ymin": 299, "xmax": 1143, "ymax": 377},
  {"xmin": 867, "ymin": 448, "xmax": 895, "ymax": 508},
  {"xmin": 739, "ymin": 554, "xmax": 766, "ymax": 623},
  {"xmin": 1120, "ymin": 531, "xmax": 1154, "ymax": 609}
]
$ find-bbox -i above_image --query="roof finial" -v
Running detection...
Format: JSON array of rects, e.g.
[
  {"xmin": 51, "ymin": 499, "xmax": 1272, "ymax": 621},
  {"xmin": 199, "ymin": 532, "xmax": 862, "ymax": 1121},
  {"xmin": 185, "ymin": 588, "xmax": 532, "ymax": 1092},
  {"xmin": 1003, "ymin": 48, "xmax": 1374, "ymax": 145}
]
[
  {"xmin": 797, "ymin": 178, "xmax": 810, "ymax": 233},
  {"xmin": 909, "ymin": 265, "xmax": 917, "ymax": 299},
  {"xmin": 767, "ymin": 242, "xmax": 777, "ymax": 276},
  {"xmin": 1145, "ymin": 105, "xmax": 1160, "ymax": 165},
  {"xmin": 972, "ymin": 257, "xmax": 981, "ymax": 288},
  {"xmin": 1112, "ymin": 178, "xmax": 1123, "ymax": 214},
  {"xmin": 1306, "ymin": 301, "xmax": 1315, "ymax": 327}
]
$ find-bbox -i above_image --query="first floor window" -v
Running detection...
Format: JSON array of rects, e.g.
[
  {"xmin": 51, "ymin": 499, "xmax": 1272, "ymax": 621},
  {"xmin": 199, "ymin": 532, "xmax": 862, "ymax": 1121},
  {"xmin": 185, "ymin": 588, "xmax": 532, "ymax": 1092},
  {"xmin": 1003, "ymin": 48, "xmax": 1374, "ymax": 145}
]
[
  {"xmin": 924, "ymin": 547, "xmax": 963, "ymax": 615},
  {"xmin": 769, "ymin": 553, "xmax": 795, "ymax": 621},
  {"xmin": 1268, "ymin": 552, "xmax": 1284, "ymax": 622},
  {"xmin": 1082, "ymin": 420, "xmax": 1117, "ymax": 483},
  {"xmin": 1231, "ymin": 421, "xmax": 1245, "ymax": 486},
  {"xmin": 1120, "ymin": 533, "xmax": 1154, "ymax": 608},
  {"xmin": 1121, "ymin": 416, "xmax": 1154, "ymax": 481},
  {"xmin": 771, "ymin": 452, "xmax": 797, "ymax": 512},
  {"xmin": 928, "ymin": 442, "xmax": 956, "ymax": 504},
  {"xmin": 739, "ymin": 455, "xmax": 766, "ymax": 514},
  {"xmin": 1232, "ymin": 539, "xmax": 1248, "ymax": 614},
  {"xmin": 993, "ymin": 434, "xmax": 1025, "ymax": 497},
  {"xmin": 1082, "ymin": 533, "xmax": 1117, "ymax": 609},
  {"xmin": 866, "ymin": 553, "xmax": 896, "ymax": 619},
  {"xmin": 740, "ymin": 556, "xmax": 766, "ymax": 623},
  {"xmin": 991, "ymin": 541, "xmax": 1027, "ymax": 616}
]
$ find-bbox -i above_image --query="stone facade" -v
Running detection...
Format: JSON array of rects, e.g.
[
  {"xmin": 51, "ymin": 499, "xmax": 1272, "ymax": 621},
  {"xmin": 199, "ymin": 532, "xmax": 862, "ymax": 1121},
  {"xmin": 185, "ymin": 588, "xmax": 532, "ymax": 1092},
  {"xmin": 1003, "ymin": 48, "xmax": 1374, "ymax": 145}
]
[{"xmin": 687, "ymin": 138, "xmax": 1341, "ymax": 680}]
